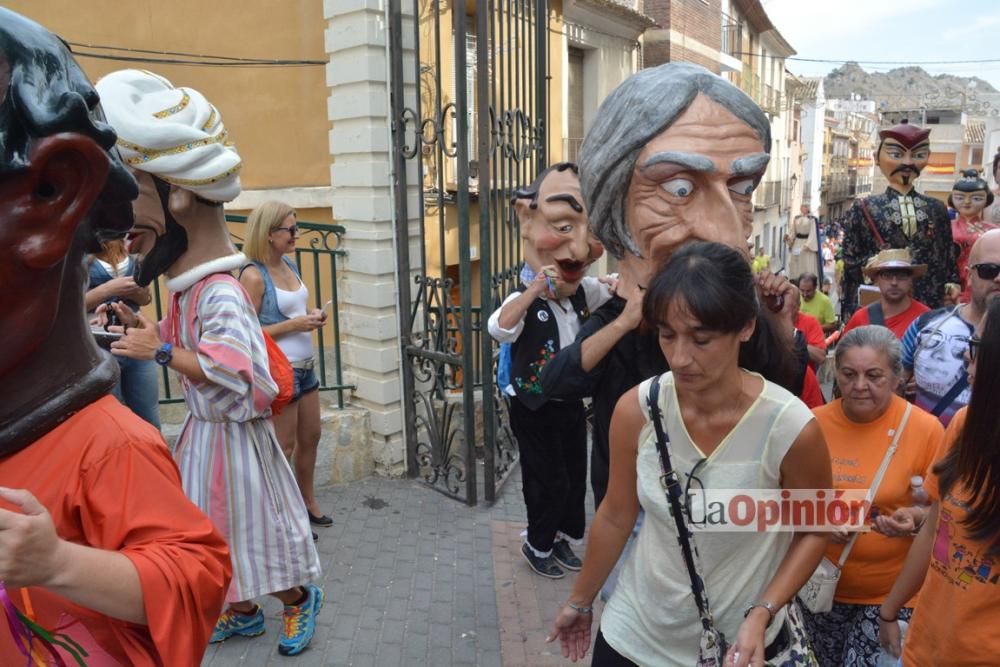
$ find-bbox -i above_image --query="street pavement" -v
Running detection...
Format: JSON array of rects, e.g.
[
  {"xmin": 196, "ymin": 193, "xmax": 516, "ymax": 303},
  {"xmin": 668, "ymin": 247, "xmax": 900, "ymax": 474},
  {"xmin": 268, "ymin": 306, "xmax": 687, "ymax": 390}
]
[
  {"xmin": 202, "ymin": 466, "xmax": 596, "ymax": 666},
  {"xmin": 202, "ymin": 362, "xmax": 834, "ymax": 667}
]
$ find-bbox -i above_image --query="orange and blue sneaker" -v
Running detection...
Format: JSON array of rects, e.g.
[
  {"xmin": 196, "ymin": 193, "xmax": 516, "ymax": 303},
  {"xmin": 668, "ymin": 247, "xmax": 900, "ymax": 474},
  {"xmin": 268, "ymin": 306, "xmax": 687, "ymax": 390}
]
[
  {"xmin": 210, "ymin": 605, "xmax": 265, "ymax": 643},
  {"xmin": 278, "ymin": 585, "xmax": 324, "ymax": 656}
]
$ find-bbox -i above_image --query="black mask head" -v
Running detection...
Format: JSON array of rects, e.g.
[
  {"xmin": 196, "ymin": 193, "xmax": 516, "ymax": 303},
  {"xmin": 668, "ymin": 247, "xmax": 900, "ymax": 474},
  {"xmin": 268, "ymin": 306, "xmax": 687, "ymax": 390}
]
[{"xmin": 133, "ymin": 176, "xmax": 188, "ymax": 287}]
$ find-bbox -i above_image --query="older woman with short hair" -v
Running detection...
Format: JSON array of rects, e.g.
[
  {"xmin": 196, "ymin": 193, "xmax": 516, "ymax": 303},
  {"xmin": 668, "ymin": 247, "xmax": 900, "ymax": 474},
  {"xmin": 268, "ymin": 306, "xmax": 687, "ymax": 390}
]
[{"xmin": 805, "ymin": 325, "xmax": 945, "ymax": 666}]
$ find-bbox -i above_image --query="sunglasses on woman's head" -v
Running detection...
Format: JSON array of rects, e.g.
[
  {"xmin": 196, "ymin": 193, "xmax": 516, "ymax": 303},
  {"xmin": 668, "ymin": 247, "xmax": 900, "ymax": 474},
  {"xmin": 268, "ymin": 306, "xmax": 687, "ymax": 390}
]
[
  {"xmin": 968, "ymin": 336, "xmax": 982, "ymax": 362},
  {"xmin": 971, "ymin": 263, "xmax": 1000, "ymax": 281}
]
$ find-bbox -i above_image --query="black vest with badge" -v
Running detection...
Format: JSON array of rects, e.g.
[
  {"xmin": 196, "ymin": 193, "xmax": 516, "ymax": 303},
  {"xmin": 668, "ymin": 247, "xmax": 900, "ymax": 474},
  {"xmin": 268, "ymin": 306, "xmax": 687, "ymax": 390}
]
[{"xmin": 510, "ymin": 284, "xmax": 590, "ymax": 411}]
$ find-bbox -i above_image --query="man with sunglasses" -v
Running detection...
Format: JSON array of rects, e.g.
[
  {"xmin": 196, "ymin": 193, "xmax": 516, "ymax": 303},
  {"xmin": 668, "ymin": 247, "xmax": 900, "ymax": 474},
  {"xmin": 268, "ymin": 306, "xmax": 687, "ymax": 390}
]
[
  {"xmin": 843, "ymin": 249, "xmax": 929, "ymax": 339},
  {"xmin": 902, "ymin": 230, "xmax": 1000, "ymax": 425}
]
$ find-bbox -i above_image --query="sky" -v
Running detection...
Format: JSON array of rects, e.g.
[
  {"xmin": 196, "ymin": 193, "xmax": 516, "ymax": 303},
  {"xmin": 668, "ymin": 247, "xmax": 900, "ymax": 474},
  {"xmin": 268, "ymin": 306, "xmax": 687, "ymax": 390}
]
[{"xmin": 763, "ymin": 0, "xmax": 1000, "ymax": 94}]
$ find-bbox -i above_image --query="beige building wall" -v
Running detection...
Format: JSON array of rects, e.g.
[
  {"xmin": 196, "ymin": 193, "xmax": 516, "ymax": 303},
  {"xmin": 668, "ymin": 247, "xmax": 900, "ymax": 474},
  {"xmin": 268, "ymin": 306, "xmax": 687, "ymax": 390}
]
[{"xmin": 9, "ymin": 1, "xmax": 331, "ymax": 194}]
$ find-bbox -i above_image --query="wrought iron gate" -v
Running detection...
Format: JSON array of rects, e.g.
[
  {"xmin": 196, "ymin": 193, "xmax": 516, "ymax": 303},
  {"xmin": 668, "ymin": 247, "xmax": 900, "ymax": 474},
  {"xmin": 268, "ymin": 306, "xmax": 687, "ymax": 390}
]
[{"xmin": 389, "ymin": 0, "xmax": 549, "ymax": 504}]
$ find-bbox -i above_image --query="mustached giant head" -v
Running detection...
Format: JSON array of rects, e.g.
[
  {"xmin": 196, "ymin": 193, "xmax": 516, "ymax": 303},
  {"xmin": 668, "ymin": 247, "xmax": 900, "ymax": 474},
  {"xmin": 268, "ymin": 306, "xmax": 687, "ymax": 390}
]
[
  {"xmin": 876, "ymin": 120, "xmax": 931, "ymax": 192},
  {"xmin": 513, "ymin": 162, "xmax": 603, "ymax": 298}
]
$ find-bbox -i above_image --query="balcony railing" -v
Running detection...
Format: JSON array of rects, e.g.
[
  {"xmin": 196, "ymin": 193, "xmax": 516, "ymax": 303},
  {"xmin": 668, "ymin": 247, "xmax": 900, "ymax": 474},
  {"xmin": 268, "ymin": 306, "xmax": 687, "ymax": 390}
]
[
  {"xmin": 721, "ymin": 12, "xmax": 743, "ymax": 58},
  {"xmin": 756, "ymin": 179, "xmax": 782, "ymax": 208},
  {"xmin": 822, "ymin": 176, "xmax": 852, "ymax": 203},
  {"xmin": 761, "ymin": 84, "xmax": 782, "ymax": 115}
]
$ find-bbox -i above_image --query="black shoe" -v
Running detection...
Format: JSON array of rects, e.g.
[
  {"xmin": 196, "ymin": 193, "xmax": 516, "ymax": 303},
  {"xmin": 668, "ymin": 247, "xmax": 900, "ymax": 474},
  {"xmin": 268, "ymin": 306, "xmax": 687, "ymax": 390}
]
[
  {"xmin": 552, "ymin": 540, "xmax": 583, "ymax": 571},
  {"xmin": 312, "ymin": 531, "xmax": 319, "ymax": 542},
  {"xmin": 520, "ymin": 543, "xmax": 565, "ymax": 579},
  {"xmin": 309, "ymin": 511, "xmax": 333, "ymax": 528}
]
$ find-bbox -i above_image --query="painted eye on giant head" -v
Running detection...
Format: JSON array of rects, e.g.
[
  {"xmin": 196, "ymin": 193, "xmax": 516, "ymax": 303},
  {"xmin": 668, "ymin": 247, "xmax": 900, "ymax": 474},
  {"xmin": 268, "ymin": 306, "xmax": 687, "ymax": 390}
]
[
  {"xmin": 661, "ymin": 178, "xmax": 694, "ymax": 198},
  {"xmin": 728, "ymin": 178, "xmax": 756, "ymax": 197}
]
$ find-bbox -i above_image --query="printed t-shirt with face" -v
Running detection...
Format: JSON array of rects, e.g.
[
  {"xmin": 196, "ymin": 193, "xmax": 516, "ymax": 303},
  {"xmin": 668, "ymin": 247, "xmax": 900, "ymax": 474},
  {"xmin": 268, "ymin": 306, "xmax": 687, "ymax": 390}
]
[
  {"xmin": 811, "ymin": 395, "xmax": 944, "ymax": 604},
  {"xmin": 904, "ymin": 409, "xmax": 1000, "ymax": 667},
  {"xmin": 901, "ymin": 307, "xmax": 974, "ymax": 425},
  {"xmin": 841, "ymin": 299, "xmax": 930, "ymax": 339}
]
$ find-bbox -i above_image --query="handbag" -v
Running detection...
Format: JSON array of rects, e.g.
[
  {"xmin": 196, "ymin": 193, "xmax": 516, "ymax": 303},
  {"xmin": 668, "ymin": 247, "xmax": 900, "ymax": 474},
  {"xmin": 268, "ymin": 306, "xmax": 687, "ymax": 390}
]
[
  {"xmin": 646, "ymin": 375, "xmax": 817, "ymax": 667},
  {"xmin": 800, "ymin": 403, "xmax": 913, "ymax": 614}
]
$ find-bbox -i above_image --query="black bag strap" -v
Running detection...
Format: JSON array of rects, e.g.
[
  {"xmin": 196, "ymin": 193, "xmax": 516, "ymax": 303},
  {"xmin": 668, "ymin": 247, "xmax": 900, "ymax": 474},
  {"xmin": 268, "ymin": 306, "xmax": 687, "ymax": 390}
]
[
  {"xmin": 646, "ymin": 375, "xmax": 719, "ymax": 635},
  {"xmin": 858, "ymin": 200, "xmax": 889, "ymax": 250},
  {"xmin": 868, "ymin": 301, "xmax": 885, "ymax": 327},
  {"xmin": 931, "ymin": 371, "xmax": 969, "ymax": 417}
]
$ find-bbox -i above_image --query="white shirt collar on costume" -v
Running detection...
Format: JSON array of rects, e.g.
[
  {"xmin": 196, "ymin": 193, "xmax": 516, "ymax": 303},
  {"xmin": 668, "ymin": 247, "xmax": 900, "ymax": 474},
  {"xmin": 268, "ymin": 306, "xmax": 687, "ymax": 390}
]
[{"xmin": 165, "ymin": 253, "xmax": 247, "ymax": 293}]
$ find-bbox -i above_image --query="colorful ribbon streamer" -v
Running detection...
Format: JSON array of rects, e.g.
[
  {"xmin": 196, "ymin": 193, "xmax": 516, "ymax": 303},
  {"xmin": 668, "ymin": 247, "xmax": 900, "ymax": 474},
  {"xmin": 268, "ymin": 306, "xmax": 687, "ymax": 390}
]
[{"xmin": 0, "ymin": 583, "xmax": 89, "ymax": 667}]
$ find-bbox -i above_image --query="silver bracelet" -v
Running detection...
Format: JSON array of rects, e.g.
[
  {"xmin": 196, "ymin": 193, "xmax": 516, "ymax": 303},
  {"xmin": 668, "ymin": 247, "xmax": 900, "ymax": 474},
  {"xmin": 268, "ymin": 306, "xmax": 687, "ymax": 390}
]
[
  {"xmin": 743, "ymin": 601, "xmax": 776, "ymax": 626},
  {"xmin": 567, "ymin": 601, "xmax": 593, "ymax": 614}
]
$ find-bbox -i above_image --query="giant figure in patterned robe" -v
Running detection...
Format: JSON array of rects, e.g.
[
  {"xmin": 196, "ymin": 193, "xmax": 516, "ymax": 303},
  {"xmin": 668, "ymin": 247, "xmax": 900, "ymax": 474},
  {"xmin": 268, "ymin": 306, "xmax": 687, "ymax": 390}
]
[
  {"xmin": 96, "ymin": 69, "xmax": 324, "ymax": 656},
  {"xmin": 841, "ymin": 121, "xmax": 959, "ymax": 316}
]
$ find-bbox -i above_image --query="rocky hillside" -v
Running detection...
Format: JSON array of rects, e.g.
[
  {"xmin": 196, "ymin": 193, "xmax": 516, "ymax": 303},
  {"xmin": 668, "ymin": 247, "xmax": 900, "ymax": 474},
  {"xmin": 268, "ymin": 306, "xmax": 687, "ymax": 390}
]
[{"xmin": 824, "ymin": 62, "xmax": 998, "ymax": 111}]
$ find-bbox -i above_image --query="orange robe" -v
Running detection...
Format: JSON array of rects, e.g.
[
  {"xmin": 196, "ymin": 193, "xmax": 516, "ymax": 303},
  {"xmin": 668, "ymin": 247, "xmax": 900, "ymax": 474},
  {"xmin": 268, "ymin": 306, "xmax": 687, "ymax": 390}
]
[{"xmin": 0, "ymin": 395, "xmax": 231, "ymax": 666}]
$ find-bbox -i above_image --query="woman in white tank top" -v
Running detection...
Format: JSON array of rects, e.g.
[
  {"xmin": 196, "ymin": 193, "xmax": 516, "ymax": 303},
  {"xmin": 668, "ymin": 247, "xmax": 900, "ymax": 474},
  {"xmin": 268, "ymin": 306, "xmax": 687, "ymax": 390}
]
[
  {"xmin": 241, "ymin": 202, "xmax": 332, "ymax": 532},
  {"xmin": 547, "ymin": 242, "xmax": 832, "ymax": 666}
]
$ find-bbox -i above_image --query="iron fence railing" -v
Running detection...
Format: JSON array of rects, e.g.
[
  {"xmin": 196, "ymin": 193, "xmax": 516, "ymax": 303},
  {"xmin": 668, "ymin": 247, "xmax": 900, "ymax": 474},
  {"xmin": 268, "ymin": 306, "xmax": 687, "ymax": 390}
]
[
  {"xmin": 424, "ymin": 305, "xmax": 486, "ymax": 389},
  {"xmin": 152, "ymin": 214, "xmax": 353, "ymax": 408}
]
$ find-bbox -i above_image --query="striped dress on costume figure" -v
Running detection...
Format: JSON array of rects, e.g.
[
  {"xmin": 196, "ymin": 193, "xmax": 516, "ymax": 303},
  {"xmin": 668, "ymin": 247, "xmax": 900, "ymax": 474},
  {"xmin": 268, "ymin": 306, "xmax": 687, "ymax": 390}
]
[{"xmin": 167, "ymin": 274, "xmax": 321, "ymax": 603}]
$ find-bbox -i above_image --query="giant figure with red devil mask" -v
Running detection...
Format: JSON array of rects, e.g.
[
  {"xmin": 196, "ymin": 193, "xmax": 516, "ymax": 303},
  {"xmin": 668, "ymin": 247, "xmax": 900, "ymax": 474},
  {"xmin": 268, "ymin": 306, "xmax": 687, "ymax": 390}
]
[{"xmin": 841, "ymin": 121, "xmax": 959, "ymax": 315}]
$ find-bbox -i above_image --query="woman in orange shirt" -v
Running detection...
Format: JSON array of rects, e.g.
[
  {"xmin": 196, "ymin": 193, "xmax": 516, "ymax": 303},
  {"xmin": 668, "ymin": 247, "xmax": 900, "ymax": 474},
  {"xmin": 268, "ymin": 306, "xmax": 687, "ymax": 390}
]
[
  {"xmin": 805, "ymin": 325, "xmax": 945, "ymax": 666},
  {"xmin": 879, "ymin": 298, "xmax": 1000, "ymax": 666}
]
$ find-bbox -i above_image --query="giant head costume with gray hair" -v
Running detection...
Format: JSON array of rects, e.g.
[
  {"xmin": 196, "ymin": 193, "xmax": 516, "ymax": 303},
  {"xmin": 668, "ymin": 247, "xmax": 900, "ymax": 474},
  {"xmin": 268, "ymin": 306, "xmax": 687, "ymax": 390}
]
[
  {"xmin": 0, "ymin": 7, "xmax": 138, "ymax": 454},
  {"xmin": 96, "ymin": 69, "xmax": 243, "ymax": 286},
  {"xmin": 579, "ymin": 62, "xmax": 771, "ymax": 284}
]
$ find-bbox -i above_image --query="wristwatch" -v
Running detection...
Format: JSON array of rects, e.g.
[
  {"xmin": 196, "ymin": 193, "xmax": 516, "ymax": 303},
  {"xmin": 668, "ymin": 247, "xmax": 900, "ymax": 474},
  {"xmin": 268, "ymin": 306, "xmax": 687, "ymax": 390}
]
[
  {"xmin": 744, "ymin": 601, "xmax": 776, "ymax": 626},
  {"xmin": 154, "ymin": 342, "xmax": 173, "ymax": 366}
]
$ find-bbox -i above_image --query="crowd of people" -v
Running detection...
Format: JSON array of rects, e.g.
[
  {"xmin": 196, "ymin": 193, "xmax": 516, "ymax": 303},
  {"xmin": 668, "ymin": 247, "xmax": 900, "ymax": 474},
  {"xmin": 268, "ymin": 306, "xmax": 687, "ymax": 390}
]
[{"xmin": 485, "ymin": 62, "xmax": 1000, "ymax": 667}]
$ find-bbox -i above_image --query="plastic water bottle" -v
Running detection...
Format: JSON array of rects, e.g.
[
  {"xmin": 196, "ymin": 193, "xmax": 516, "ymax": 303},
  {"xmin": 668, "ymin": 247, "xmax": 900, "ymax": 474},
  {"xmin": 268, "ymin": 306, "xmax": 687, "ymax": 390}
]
[
  {"xmin": 876, "ymin": 619, "xmax": 908, "ymax": 667},
  {"xmin": 911, "ymin": 476, "xmax": 930, "ymax": 506}
]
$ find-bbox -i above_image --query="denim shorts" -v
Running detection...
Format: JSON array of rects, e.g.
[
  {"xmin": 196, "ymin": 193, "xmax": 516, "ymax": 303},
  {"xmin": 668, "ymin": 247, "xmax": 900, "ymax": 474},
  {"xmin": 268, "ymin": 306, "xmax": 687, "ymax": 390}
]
[{"xmin": 292, "ymin": 366, "xmax": 320, "ymax": 403}]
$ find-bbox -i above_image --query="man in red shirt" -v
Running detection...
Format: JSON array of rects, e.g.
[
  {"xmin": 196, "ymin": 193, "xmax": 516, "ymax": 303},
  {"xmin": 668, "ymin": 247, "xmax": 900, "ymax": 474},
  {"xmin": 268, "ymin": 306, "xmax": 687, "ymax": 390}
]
[
  {"xmin": 843, "ymin": 248, "xmax": 930, "ymax": 339},
  {"xmin": 794, "ymin": 305, "xmax": 828, "ymax": 368}
]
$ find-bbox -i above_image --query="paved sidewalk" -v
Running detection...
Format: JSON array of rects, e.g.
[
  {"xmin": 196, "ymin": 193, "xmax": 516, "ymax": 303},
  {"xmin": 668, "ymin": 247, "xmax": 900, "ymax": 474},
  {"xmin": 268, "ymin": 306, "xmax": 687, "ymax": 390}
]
[{"xmin": 203, "ymin": 467, "xmax": 598, "ymax": 666}]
